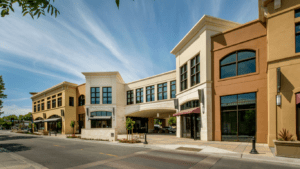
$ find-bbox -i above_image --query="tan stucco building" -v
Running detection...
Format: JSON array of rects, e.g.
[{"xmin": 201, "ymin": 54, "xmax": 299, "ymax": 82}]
[{"xmin": 259, "ymin": 0, "xmax": 300, "ymax": 146}]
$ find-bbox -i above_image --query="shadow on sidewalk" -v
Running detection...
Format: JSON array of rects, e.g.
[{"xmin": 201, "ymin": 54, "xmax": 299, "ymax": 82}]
[
  {"xmin": 0, "ymin": 134, "xmax": 39, "ymax": 141},
  {"xmin": 0, "ymin": 143, "xmax": 31, "ymax": 152}
]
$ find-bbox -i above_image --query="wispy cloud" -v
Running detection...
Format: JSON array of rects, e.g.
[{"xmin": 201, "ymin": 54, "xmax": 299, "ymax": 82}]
[
  {"xmin": 4, "ymin": 98, "xmax": 30, "ymax": 102},
  {"xmin": 1, "ymin": 104, "xmax": 31, "ymax": 116}
]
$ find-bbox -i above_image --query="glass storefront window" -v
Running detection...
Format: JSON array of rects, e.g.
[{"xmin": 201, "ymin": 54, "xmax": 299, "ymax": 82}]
[{"xmin": 91, "ymin": 120, "xmax": 111, "ymax": 128}]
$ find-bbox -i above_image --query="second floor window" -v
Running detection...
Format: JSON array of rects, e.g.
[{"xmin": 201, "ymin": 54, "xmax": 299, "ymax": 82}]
[
  {"xmin": 127, "ymin": 90, "xmax": 134, "ymax": 105},
  {"xmin": 146, "ymin": 86, "xmax": 155, "ymax": 102},
  {"xmin": 47, "ymin": 101, "xmax": 50, "ymax": 109},
  {"xmin": 103, "ymin": 87, "xmax": 112, "ymax": 104},
  {"xmin": 38, "ymin": 104, "xmax": 40, "ymax": 111},
  {"xmin": 295, "ymin": 8, "xmax": 300, "ymax": 18},
  {"xmin": 180, "ymin": 64, "xmax": 187, "ymax": 91},
  {"xmin": 91, "ymin": 87, "xmax": 100, "ymax": 104},
  {"xmin": 78, "ymin": 95, "xmax": 85, "ymax": 106},
  {"xmin": 69, "ymin": 97, "xmax": 74, "ymax": 106},
  {"xmin": 34, "ymin": 105, "xmax": 36, "ymax": 112},
  {"xmin": 136, "ymin": 88, "xmax": 143, "ymax": 103},
  {"xmin": 220, "ymin": 50, "xmax": 256, "ymax": 79},
  {"xmin": 41, "ymin": 103, "xmax": 44, "ymax": 110},
  {"xmin": 52, "ymin": 99, "xmax": 56, "ymax": 108},
  {"xmin": 191, "ymin": 54, "xmax": 200, "ymax": 86},
  {"xmin": 58, "ymin": 97, "xmax": 62, "ymax": 107},
  {"xmin": 296, "ymin": 23, "xmax": 300, "ymax": 53},
  {"xmin": 157, "ymin": 83, "xmax": 167, "ymax": 100},
  {"xmin": 170, "ymin": 81, "xmax": 176, "ymax": 98}
]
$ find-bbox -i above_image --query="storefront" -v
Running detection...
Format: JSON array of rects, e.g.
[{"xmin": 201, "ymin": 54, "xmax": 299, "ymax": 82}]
[
  {"xmin": 89, "ymin": 111, "xmax": 112, "ymax": 128},
  {"xmin": 127, "ymin": 117, "xmax": 148, "ymax": 133},
  {"xmin": 33, "ymin": 117, "xmax": 44, "ymax": 131},
  {"xmin": 44, "ymin": 115, "xmax": 62, "ymax": 133},
  {"xmin": 174, "ymin": 100, "xmax": 201, "ymax": 140}
]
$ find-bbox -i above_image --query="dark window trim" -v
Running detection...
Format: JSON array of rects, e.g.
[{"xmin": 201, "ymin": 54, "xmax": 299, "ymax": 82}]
[
  {"xmin": 38, "ymin": 104, "xmax": 40, "ymax": 111},
  {"xmin": 136, "ymin": 88, "xmax": 143, "ymax": 104},
  {"xmin": 170, "ymin": 80, "xmax": 176, "ymax": 98},
  {"xmin": 180, "ymin": 100, "xmax": 199, "ymax": 111},
  {"xmin": 190, "ymin": 55, "xmax": 200, "ymax": 87},
  {"xmin": 47, "ymin": 101, "xmax": 51, "ymax": 109},
  {"xmin": 52, "ymin": 99, "xmax": 56, "ymax": 108},
  {"xmin": 34, "ymin": 105, "xmax": 36, "ymax": 112},
  {"xmin": 220, "ymin": 50, "xmax": 256, "ymax": 79},
  {"xmin": 157, "ymin": 82, "xmax": 167, "ymax": 100},
  {"xmin": 78, "ymin": 95, "xmax": 85, "ymax": 106},
  {"xmin": 180, "ymin": 64, "xmax": 187, "ymax": 91},
  {"xmin": 69, "ymin": 97, "xmax": 74, "ymax": 107},
  {"xmin": 91, "ymin": 87, "xmax": 100, "ymax": 104},
  {"xmin": 127, "ymin": 90, "xmax": 134, "ymax": 105},
  {"xmin": 41, "ymin": 103, "xmax": 44, "ymax": 110},
  {"xmin": 58, "ymin": 97, "xmax": 62, "ymax": 107},
  {"xmin": 146, "ymin": 85, "xmax": 155, "ymax": 102},
  {"xmin": 102, "ymin": 87, "xmax": 112, "ymax": 104},
  {"xmin": 90, "ymin": 111, "xmax": 112, "ymax": 116}
]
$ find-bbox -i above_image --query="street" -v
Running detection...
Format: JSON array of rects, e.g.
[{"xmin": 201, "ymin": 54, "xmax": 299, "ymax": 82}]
[{"xmin": 0, "ymin": 131, "xmax": 299, "ymax": 169}]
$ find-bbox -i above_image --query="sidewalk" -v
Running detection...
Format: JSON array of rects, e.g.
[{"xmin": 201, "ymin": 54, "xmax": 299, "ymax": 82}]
[{"xmin": 0, "ymin": 147, "xmax": 47, "ymax": 169}]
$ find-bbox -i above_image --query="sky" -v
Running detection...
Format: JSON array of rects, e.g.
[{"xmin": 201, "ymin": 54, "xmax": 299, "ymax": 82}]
[{"xmin": 0, "ymin": 0, "xmax": 258, "ymax": 117}]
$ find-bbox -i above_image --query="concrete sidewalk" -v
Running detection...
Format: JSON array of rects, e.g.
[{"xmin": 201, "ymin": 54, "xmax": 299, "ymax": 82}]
[{"xmin": 0, "ymin": 147, "xmax": 47, "ymax": 169}]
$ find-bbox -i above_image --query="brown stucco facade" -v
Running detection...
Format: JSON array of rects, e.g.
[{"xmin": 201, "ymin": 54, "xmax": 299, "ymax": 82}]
[
  {"xmin": 260, "ymin": 0, "xmax": 300, "ymax": 146},
  {"xmin": 211, "ymin": 20, "xmax": 268, "ymax": 143}
]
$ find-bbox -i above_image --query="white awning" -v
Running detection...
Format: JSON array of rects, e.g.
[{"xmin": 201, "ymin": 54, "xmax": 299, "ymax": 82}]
[
  {"xmin": 88, "ymin": 116, "xmax": 111, "ymax": 120},
  {"xmin": 43, "ymin": 118, "xmax": 62, "ymax": 122},
  {"xmin": 33, "ymin": 120, "xmax": 44, "ymax": 123}
]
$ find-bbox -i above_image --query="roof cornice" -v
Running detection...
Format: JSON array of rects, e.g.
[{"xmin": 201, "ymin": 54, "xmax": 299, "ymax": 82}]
[
  {"xmin": 126, "ymin": 70, "xmax": 176, "ymax": 85},
  {"xmin": 82, "ymin": 71, "xmax": 125, "ymax": 83}
]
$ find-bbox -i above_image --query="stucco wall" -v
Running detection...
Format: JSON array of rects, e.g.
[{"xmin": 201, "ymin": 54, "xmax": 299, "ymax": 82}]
[
  {"xmin": 212, "ymin": 20, "xmax": 268, "ymax": 143},
  {"xmin": 81, "ymin": 128, "xmax": 117, "ymax": 141}
]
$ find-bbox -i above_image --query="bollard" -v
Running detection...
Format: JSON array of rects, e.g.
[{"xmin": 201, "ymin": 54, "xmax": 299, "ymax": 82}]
[
  {"xmin": 249, "ymin": 136, "xmax": 258, "ymax": 154},
  {"xmin": 55, "ymin": 131, "xmax": 57, "ymax": 136},
  {"xmin": 144, "ymin": 133, "xmax": 148, "ymax": 144}
]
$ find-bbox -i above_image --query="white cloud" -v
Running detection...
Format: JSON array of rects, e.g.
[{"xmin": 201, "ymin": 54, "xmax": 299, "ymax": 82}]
[
  {"xmin": 1, "ymin": 104, "xmax": 31, "ymax": 117},
  {"xmin": 4, "ymin": 98, "xmax": 30, "ymax": 102}
]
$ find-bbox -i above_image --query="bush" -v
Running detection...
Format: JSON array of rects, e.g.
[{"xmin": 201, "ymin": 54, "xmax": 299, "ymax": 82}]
[
  {"xmin": 118, "ymin": 138, "xmax": 141, "ymax": 144},
  {"xmin": 278, "ymin": 128, "xmax": 294, "ymax": 141}
]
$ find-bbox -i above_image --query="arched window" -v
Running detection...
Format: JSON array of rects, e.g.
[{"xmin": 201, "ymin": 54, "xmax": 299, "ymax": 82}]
[
  {"xmin": 220, "ymin": 50, "xmax": 256, "ymax": 79},
  {"xmin": 78, "ymin": 95, "xmax": 85, "ymax": 106}
]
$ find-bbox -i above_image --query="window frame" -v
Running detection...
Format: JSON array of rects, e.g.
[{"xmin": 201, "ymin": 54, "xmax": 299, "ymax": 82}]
[
  {"xmin": 52, "ymin": 99, "xmax": 56, "ymax": 108},
  {"xmin": 170, "ymin": 80, "xmax": 176, "ymax": 98},
  {"xmin": 47, "ymin": 101, "xmax": 51, "ymax": 109},
  {"xmin": 136, "ymin": 88, "xmax": 143, "ymax": 104},
  {"xmin": 180, "ymin": 64, "xmax": 187, "ymax": 91},
  {"xmin": 127, "ymin": 90, "xmax": 134, "ymax": 105},
  {"xmin": 146, "ymin": 85, "xmax": 155, "ymax": 102},
  {"xmin": 220, "ymin": 50, "xmax": 256, "ymax": 79},
  {"xmin": 34, "ymin": 105, "xmax": 36, "ymax": 112},
  {"xmin": 296, "ymin": 23, "xmax": 300, "ymax": 53},
  {"xmin": 90, "ymin": 87, "xmax": 100, "ymax": 104},
  {"xmin": 180, "ymin": 100, "xmax": 199, "ymax": 111},
  {"xmin": 41, "ymin": 103, "xmax": 44, "ymax": 111},
  {"xmin": 38, "ymin": 104, "xmax": 40, "ymax": 111},
  {"xmin": 190, "ymin": 54, "xmax": 200, "ymax": 87},
  {"xmin": 78, "ymin": 95, "xmax": 85, "ymax": 106},
  {"xmin": 157, "ymin": 82, "xmax": 167, "ymax": 100},
  {"xmin": 58, "ymin": 97, "xmax": 62, "ymax": 107},
  {"xmin": 102, "ymin": 87, "xmax": 112, "ymax": 104}
]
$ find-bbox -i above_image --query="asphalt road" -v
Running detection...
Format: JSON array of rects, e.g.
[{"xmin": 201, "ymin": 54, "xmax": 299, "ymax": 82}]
[{"xmin": 0, "ymin": 131, "xmax": 299, "ymax": 169}]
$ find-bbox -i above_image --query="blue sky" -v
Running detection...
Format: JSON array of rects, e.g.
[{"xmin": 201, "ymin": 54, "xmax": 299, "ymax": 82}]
[{"xmin": 0, "ymin": 0, "xmax": 258, "ymax": 116}]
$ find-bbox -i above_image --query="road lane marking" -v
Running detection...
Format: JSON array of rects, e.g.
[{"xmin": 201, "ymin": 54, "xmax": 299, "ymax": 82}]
[
  {"xmin": 106, "ymin": 154, "xmax": 118, "ymax": 157},
  {"xmin": 99, "ymin": 152, "xmax": 104, "ymax": 154},
  {"xmin": 54, "ymin": 145, "xmax": 65, "ymax": 148}
]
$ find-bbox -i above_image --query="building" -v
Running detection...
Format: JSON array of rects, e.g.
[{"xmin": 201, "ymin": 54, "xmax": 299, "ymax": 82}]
[
  {"xmin": 30, "ymin": 82, "xmax": 79, "ymax": 134},
  {"xmin": 170, "ymin": 15, "xmax": 240, "ymax": 141},
  {"xmin": 259, "ymin": 0, "xmax": 300, "ymax": 145},
  {"xmin": 211, "ymin": 19, "xmax": 268, "ymax": 143}
]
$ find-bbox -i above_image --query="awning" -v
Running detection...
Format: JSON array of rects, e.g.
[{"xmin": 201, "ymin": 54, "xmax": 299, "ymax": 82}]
[
  {"xmin": 33, "ymin": 120, "xmax": 44, "ymax": 123},
  {"xmin": 88, "ymin": 116, "xmax": 111, "ymax": 120},
  {"xmin": 297, "ymin": 93, "xmax": 300, "ymax": 105},
  {"xmin": 43, "ymin": 118, "xmax": 62, "ymax": 122},
  {"xmin": 173, "ymin": 107, "xmax": 200, "ymax": 116}
]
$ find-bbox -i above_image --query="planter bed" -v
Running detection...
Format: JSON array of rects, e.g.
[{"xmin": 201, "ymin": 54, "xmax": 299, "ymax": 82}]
[{"xmin": 274, "ymin": 140, "xmax": 300, "ymax": 158}]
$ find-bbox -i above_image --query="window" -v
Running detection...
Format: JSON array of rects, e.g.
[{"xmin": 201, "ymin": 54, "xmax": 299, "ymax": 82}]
[
  {"xmin": 221, "ymin": 92, "xmax": 256, "ymax": 142},
  {"xmin": 69, "ymin": 97, "xmax": 74, "ymax": 106},
  {"xmin": 41, "ymin": 99, "xmax": 44, "ymax": 102},
  {"xmin": 52, "ymin": 95, "xmax": 56, "ymax": 98},
  {"xmin": 170, "ymin": 81, "xmax": 176, "ymax": 98},
  {"xmin": 220, "ymin": 50, "xmax": 256, "ymax": 79},
  {"xmin": 78, "ymin": 95, "xmax": 85, "ymax": 106},
  {"xmin": 58, "ymin": 97, "xmax": 62, "ymax": 107},
  {"xmin": 191, "ymin": 55, "xmax": 200, "ymax": 86},
  {"xmin": 34, "ymin": 105, "xmax": 36, "ymax": 112},
  {"xmin": 41, "ymin": 103, "xmax": 44, "ymax": 111},
  {"xmin": 295, "ymin": 8, "xmax": 300, "ymax": 18},
  {"xmin": 91, "ymin": 87, "xmax": 100, "ymax": 104},
  {"xmin": 47, "ymin": 101, "xmax": 50, "ymax": 109},
  {"xmin": 52, "ymin": 99, "xmax": 56, "ymax": 108},
  {"xmin": 90, "ymin": 111, "xmax": 112, "ymax": 128},
  {"xmin": 296, "ymin": 23, "xmax": 300, "ymax": 53},
  {"xmin": 180, "ymin": 100, "xmax": 199, "ymax": 111},
  {"xmin": 47, "ymin": 97, "xmax": 50, "ymax": 100},
  {"xmin": 58, "ymin": 93, "xmax": 62, "ymax": 96},
  {"xmin": 103, "ymin": 87, "xmax": 112, "ymax": 104},
  {"xmin": 37, "ymin": 101, "xmax": 40, "ymax": 103},
  {"xmin": 38, "ymin": 104, "xmax": 40, "ymax": 111},
  {"xmin": 157, "ymin": 83, "xmax": 167, "ymax": 100},
  {"xmin": 180, "ymin": 64, "xmax": 187, "ymax": 91},
  {"xmin": 34, "ymin": 102, "xmax": 36, "ymax": 104},
  {"xmin": 136, "ymin": 88, "xmax": 143, "ymax": 103},
  {"xmin": 146, "ymin": 86, "xmax": 155, "ymax": 102},
  {"xmin": 127, "ymin": 90, "xmax": 134, "ymax": 105}
]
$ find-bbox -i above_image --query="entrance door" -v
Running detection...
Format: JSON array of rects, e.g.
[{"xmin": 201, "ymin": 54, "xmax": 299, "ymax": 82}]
[
  {"xmin": 297, "ymin": 104, "xmax": 300, "ymax": 141},
  {"xmin": 78, "ymin": 114, "xmax": 85, "ymax": 134}
]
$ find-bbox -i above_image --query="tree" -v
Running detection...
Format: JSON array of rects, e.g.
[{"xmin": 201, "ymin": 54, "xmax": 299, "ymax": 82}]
[
  {"xmin": 1, "ymin": 0, "xmax": 133, "ymax": 19},
  {"xmin": 22, "ymin": 112, "xmax": 32, "ymax": 121},
  {"xmin": 168, "ymin": 117, "xmax": 176, "ymax": 126},
  {"xmin": 0, "ymin": 76, "xmax": 7, "ymax": 115},
  {"xmin": 126, "ymin": 117, "xmax": 135, "ymax": 140},
  {"xmin": 70, "ymin": 120, "xmax": 75, "ymax": 135}
]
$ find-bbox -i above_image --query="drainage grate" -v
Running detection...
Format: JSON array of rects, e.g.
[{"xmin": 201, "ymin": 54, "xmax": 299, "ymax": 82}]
[{"xmin": 176, "ymin": 147, "xmax": 202, "ymax": 152}]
